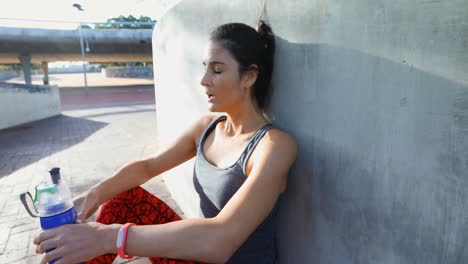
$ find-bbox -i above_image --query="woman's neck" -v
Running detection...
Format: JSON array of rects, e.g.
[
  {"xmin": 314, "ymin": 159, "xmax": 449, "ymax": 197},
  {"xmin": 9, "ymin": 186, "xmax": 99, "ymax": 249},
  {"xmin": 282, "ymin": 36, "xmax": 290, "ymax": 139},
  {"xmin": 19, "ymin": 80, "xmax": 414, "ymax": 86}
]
[{"xmin": 221, "ymin": 103, "xmax": 269, "ymax": 137}]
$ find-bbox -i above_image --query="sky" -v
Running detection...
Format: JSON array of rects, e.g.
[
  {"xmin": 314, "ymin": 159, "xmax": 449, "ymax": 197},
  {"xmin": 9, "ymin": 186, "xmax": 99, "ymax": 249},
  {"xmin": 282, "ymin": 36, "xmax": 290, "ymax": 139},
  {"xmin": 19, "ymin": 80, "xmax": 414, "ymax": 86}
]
[{"xmin": 0, "ymin": 0, "xmax": 170, "ymax": 29}]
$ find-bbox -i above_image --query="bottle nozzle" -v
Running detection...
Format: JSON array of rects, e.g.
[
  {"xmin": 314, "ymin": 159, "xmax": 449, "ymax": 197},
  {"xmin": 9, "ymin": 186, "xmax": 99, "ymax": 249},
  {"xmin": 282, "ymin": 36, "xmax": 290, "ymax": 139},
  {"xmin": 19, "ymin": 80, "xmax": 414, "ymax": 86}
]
[{"xmin": 49, "ymin": 167, "xmax": 61, "ymax": 184}]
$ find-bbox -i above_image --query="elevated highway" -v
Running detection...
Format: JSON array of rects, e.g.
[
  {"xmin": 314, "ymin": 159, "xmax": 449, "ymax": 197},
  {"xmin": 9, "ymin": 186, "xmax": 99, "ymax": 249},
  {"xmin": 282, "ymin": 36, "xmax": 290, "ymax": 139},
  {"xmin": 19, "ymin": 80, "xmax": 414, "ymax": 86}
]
[
  {"xmin": 0, "ymin": 27, "xmax": 153, "ymax": 84},
  {"xmin": 0, "ymin": 27, "xmax": 153, "ymax": 63}
]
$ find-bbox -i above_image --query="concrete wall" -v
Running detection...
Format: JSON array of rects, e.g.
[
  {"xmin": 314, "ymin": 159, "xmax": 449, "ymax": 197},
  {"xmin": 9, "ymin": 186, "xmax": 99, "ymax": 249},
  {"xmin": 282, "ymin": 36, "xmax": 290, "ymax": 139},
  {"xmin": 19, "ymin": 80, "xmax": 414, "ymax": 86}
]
[
  {"xmin": 0, "ymin": 71, "xmax": 18, "ymax": 81},
  {"xmin": 31, "ymin": 66, "xmax": 101, "ymax": 75},
  {"xmin": 153, "ymin": 1, "xmax": 468, "ymax": 263},
  {"xmin": 0, "ymin": 84, "xmax": 60, "ymax": 130}
]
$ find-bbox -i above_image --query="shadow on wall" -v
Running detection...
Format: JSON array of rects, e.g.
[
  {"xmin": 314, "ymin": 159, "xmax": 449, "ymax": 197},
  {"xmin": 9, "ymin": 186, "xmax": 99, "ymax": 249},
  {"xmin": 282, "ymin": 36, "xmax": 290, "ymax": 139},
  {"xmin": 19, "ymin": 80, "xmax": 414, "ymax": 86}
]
[
  {"xmin": 271, "ymin": 37, "xmax": 468, "ymax": 264},
  {"xmin": 0, "ymin": 115, "xmax": 107, "ymax": 178}
]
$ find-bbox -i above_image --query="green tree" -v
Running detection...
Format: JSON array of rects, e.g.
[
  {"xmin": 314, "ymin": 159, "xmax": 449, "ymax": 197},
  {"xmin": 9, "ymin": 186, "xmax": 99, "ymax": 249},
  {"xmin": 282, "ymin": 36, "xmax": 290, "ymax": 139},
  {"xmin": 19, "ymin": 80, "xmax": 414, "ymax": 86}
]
[
  {"xmin": 0, "ymin": 64, "xmax": 21, "ymax": 71},
  {"xmin": 94, "ymin": 15, "xmax": 156, "ymax": 29},
  {"xmin": 90, "ymin": 15, "xmax": 156, "ymax": 69},
  {"xmin": 0, "ymin": 64, "xmax": 41, "ymax": 71}
]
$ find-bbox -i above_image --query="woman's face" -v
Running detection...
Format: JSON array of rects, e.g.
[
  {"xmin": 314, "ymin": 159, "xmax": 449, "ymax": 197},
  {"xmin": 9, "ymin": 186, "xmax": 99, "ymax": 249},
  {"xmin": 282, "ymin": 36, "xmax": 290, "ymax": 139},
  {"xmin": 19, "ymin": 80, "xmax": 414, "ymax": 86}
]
[{"xmin": 200, "ymin": 41, "xmax": 249, "ymax": 113}]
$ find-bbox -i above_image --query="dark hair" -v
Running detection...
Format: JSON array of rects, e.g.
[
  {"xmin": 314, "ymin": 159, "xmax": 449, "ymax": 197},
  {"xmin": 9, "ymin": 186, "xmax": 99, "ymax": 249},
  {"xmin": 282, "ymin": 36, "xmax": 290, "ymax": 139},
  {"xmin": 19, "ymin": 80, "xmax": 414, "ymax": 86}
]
[{"xmin": 209, "ymin": 20, "xmax": 275, "ymax": 111}]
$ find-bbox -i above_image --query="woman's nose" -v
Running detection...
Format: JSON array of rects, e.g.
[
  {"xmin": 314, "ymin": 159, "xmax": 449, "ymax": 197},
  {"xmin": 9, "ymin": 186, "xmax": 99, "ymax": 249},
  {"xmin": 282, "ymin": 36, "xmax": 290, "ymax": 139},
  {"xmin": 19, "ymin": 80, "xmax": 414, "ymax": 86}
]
[{"xmin": 200, "ymin": 72, "xmax": 210, "ymax": 87}]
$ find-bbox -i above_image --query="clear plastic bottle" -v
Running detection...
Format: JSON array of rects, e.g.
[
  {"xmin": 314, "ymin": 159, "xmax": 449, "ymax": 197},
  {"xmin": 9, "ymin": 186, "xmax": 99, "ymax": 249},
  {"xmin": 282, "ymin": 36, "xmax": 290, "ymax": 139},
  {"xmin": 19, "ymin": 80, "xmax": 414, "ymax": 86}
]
[
  {"xmin": 36, "ymin": 167, "xmax": 77, "ymax": 230},
  {"xmin": 20, "ymin": 167, "xmax": 77, "ymax": 264}
]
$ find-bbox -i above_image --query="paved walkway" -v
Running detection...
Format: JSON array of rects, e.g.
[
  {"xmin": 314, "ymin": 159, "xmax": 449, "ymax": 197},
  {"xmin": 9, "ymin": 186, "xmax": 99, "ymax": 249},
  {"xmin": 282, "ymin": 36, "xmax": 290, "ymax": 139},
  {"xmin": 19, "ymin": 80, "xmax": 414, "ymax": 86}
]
[{"xmin": 0, "ymin": 90, "xmax": 179, "ymax": 263}]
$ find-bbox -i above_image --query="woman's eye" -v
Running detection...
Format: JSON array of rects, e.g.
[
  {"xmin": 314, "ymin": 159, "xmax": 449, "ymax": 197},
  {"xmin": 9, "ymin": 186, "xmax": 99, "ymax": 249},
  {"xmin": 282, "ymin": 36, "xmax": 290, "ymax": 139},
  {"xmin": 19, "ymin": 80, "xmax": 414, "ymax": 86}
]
[{"xmin": 213, "ymin": 68, "xmax": 222, "ymax": 74}]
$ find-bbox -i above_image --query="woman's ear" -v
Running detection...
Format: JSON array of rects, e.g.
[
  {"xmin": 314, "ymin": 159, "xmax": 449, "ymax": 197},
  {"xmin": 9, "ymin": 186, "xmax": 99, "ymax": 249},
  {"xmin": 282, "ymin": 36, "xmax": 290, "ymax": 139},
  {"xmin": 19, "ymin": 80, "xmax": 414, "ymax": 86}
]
[{"xmin": 243, "ymin": 64, "xmax": 259, "ymax": 90}]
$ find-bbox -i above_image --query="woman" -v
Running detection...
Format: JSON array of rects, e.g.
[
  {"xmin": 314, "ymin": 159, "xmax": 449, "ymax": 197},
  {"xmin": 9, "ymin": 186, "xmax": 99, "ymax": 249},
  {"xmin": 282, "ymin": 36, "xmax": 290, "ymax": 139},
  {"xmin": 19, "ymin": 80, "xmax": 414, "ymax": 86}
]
[{"xmin": 34, "ymin": 20, "xmax": 297, "ymax": 264}]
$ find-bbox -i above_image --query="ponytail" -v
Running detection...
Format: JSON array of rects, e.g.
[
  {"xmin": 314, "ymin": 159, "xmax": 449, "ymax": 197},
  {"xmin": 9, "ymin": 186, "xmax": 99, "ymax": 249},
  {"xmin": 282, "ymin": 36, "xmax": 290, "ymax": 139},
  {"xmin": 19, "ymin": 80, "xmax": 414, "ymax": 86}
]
[{"xmin": 256, "ymin": 20, "xmax": 275, "ymax": 110}]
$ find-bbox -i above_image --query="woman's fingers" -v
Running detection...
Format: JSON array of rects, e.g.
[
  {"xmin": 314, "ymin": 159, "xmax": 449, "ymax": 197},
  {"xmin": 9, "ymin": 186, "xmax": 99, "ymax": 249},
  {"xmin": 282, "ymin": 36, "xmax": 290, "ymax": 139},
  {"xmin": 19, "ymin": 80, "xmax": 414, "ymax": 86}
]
[
  {"xmin": 36, "ymin": 236, "xmax": 59, "ymax": 254},
  {"xmin": 33, "ymin": 229, "xmax": 56, "ymax": 245},
  {"xmin": 40, "ymin": 246, "xmax": 63, "ymax": 264},
  {"xmin": 36, "ymin": 222, "xmax": 107, "ymax": 264}
]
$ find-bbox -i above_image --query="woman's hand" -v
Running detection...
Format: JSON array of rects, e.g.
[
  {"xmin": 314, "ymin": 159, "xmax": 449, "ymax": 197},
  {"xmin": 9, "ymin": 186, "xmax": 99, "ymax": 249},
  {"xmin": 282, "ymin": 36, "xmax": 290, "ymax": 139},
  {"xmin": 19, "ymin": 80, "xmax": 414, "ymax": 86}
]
[
  {"xmin": 33, "ymin": 222, "xmax": 120, "ymax": 264},
  {"xmin": 73, "ymin": 189, "xmax": 100, "ymax": 224}
]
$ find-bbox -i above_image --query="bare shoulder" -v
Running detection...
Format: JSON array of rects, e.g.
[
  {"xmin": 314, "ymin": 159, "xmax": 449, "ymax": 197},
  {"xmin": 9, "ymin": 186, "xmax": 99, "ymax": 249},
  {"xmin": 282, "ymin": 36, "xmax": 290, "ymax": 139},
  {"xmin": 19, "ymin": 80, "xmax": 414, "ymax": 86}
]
[
  {"xmin": 262, "ymin": 128, "xmax": 297, "ymax": 155},
  {"xmin": 194, "ymin": 114, "xmax": 218, "ymax": 131},
  {"xmin": 253, "ymin": 128, "xmax": 297, "ymax": 165},
  {"xmin": 244, "ymin": 128, "xmax": 297, "ymax": 192},
  {"xmin": 190, "ymin": 114, "xmax": 219, "ymax": 143}
]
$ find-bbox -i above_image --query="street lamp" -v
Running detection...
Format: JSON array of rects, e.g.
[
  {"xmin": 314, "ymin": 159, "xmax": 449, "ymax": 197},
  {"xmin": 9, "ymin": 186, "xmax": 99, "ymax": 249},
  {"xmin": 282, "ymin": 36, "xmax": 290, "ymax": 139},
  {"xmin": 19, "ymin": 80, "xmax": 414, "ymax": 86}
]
[{"xmin": 72, "ymin": 3, "xmax": 89, "ymax": 96}]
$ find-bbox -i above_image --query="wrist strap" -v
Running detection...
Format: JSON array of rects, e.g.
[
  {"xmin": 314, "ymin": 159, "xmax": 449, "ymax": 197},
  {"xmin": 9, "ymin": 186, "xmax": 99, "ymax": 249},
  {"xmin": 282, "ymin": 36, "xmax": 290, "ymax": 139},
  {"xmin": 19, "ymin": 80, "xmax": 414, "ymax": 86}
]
[{"xmin": 117, "ymin": 223, "xmax": 135, "ymax": 259}]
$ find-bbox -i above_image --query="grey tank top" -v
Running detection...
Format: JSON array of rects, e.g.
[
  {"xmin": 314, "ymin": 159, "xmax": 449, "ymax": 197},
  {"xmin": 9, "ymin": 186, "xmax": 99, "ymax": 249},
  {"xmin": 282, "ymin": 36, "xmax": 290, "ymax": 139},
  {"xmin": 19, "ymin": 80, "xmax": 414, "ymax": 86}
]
[{"xmin": 193, "ymin": 115, "xmax": 279, "ymax": 264}]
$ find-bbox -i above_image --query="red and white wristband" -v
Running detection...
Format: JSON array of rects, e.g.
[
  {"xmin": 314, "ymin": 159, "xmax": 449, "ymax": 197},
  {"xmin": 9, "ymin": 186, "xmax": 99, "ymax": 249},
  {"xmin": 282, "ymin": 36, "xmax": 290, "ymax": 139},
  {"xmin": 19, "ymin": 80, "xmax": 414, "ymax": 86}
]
[{"xmin": 116, "ymin": 223, "xmax": 135, "ymax": 259}]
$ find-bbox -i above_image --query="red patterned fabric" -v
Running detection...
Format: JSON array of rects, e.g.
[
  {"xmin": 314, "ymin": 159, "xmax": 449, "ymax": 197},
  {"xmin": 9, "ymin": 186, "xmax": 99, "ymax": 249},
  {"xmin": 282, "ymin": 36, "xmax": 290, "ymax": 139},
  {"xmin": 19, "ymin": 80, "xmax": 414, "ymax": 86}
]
[{"xmin": 86, "ymin": 186, "xmax": 202, "ymax": 264}]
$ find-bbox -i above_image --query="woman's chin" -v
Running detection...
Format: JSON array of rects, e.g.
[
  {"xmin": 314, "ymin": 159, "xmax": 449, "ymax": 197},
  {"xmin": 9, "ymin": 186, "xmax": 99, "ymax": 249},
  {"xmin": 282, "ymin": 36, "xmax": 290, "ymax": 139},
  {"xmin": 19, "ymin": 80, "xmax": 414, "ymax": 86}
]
[
  {"xmin": 207, "ymin": 103, "xmax": 217, "ymax": 111},
  {"xmin": 208, "ymin": 105, "xmax": 224, "ymax": 113}
]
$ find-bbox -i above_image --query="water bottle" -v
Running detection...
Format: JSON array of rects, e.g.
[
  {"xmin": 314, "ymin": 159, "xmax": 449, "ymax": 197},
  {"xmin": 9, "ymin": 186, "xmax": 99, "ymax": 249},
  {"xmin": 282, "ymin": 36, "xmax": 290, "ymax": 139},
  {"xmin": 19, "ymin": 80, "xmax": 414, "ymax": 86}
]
[{"xmin": 20, "ymin": 167, "xmax": 77, "ymax": 263}]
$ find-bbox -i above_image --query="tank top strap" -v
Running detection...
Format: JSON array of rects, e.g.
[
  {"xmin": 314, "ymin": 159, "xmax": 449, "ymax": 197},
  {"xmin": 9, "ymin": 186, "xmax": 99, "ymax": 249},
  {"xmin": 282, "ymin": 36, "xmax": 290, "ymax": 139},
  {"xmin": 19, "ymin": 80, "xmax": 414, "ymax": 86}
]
[
  {"xmin": 238, "ymin": 124, "xmax": 273, "ymax": 175},
  {"xmin": 197, "ymin": 115, "xmax": 226, "ymax": 152}
]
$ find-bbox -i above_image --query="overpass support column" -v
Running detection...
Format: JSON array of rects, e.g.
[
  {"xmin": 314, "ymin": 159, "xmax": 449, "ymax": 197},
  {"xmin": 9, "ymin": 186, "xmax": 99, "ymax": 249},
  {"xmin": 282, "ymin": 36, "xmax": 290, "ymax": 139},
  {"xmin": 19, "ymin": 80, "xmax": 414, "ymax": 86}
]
[
  {"xmin": 19, "ymin": 55, "xmax": 32, "ymax": 85},
  {"xmin": 41, "ymin": 61, "xmax": 49, "ymax": 85}
]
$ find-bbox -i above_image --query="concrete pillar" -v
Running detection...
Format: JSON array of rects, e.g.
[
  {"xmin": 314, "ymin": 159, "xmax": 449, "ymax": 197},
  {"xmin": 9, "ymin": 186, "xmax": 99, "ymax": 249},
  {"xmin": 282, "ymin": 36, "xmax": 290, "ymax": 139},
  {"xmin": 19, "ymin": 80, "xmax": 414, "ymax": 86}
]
[
  {"xmin": 19, "ymin": 55, "xmax": 32, "ymax": 85},
  {"xmin": 154, "ymin": 1, "xmax": 468, "ymax": 263},
  {"xmin": 41, "ymin": 61, "xmax": 49, "ymax": 85}
]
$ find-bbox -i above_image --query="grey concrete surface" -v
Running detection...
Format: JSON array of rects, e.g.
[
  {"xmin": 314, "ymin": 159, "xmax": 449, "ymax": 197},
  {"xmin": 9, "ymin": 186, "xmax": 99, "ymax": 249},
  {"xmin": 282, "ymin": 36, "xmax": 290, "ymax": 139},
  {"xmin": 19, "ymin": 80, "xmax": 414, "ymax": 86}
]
[
  {"xmin": 153, "ymin": 0, "xmax": 468, "ymax": 263},
  {"xmin": 0, "ymin": 84, "xmax": 60, "ymax": 130},
  {"xmin": 0, "ymin": 103, "xmax": 178, "ymax": 264}
]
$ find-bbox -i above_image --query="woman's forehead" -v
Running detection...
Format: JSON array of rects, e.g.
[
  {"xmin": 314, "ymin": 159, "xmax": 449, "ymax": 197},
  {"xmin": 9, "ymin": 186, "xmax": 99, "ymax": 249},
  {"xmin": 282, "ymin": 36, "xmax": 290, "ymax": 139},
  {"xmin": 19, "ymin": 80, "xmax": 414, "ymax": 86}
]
[{"xmin": 202, "ymin": 41, "xmax": 234, "ymax": 63}]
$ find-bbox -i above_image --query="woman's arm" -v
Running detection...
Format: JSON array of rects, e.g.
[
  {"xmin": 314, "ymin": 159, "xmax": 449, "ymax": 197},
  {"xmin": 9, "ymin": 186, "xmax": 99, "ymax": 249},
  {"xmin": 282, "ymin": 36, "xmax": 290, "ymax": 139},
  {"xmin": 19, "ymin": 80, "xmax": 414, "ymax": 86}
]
[
  {"xmin": 120, "ymin": 129, "xmax": 297, "ymax": 262},
  {"xmin": 35, "ymin": 129, "xmax": 297, "ymax": 263},
  {"xmin": 75, "ymin": 115, "xmax": 216, "ymax": 221}
]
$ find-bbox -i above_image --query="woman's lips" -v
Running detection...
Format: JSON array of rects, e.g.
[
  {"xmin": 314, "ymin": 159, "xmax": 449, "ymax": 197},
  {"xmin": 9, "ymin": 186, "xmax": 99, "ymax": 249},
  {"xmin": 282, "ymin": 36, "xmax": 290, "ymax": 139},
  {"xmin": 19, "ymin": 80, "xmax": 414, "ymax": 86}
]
[{"xmin": 206, "ymin": 92, "xmax": 214, "ymax": 102}]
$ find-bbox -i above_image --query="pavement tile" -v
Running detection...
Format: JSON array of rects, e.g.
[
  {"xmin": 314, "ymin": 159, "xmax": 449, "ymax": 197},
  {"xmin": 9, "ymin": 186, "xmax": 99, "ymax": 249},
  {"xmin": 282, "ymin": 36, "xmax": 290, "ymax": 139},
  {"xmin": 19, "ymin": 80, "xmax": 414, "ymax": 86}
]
[
  {"xmin": 10, "ymin": 218, "xmax": 33, "ymax": 229},
  {"xmin": 4, "ymin": 232, "xmax": 30, "ymax": 252},
  {"xmin": 10, "ymin": 223, "xmax": 38, "ymax": 236},
  {"xmin": 0, "ymin": 248, "xmax": 28, "ymax": 264},
  {"xmin": 4, "ymin": 259, "xmax": 26, "ymax": 264},
  {"xmin": 0, "ymin": 207, "xmax": 19, "ymax": 218},
  {"xmin": 26, "ymin": 233, "xmax": 39, "ymax": 257},
  {"xmin": 3, "ymin": 200, "xmax": 20, "ymax": 209},
  {"xmin": 25, "ymin": 254, "xmax": 41, "ymax": 264},
  {"xmin": 0, "ymin": 224, "xmax": 11, "ymax": 252},
  {"xmin": 0, "ymin": 87, "xmax": 184, "ymax": 264},
  {"xmin": 0, "ymin": 216, "xmax": 29, "ymax": 226}
]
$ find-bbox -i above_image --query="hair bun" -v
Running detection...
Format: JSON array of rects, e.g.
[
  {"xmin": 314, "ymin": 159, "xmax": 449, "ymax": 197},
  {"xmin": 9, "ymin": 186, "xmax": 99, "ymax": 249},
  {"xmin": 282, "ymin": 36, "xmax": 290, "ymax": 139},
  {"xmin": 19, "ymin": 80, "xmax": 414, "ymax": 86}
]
[
  {"xmin": 257, "ymin": 20, "xmax": 272, "ymax": 37},
  {"xmin": 257, "ymin": 20, "xmax": 275, "ymax": 55}
]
